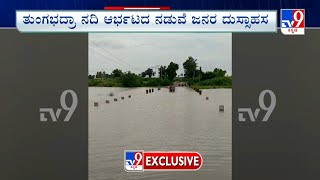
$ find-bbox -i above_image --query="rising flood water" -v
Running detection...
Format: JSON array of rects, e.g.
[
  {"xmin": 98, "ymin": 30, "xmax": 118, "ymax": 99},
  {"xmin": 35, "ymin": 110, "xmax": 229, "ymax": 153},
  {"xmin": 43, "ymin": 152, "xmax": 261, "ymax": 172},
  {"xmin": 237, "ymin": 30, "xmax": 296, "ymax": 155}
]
[{"xmin": 89, "ymin": 87, "xmax": 231, "ymax": 180}]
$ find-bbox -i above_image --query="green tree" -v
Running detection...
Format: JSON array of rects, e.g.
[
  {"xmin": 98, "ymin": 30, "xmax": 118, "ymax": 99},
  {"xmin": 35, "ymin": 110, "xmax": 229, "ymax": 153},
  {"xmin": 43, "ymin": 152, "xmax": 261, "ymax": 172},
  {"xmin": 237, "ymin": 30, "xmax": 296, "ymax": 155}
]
[
  {"xmin": 88, "ymin": 75, "xmax": 95, "ymax": 79},
  {"xmin": 145, "ymin": 68, "xmax": 153, "ymax": 78},
  {"xmin": 201, "ymin": 71, "xmax": 215, "ymax": 80},
  {"xmin": 141, "ymin": 72, "xmax": 146, "ymax": 78},
  {"xmin": 166, "ymin": 62, "xmax": 179, "ymax": 80},
  {"xmin": 201, "ymin": 68, "xmax": 227, "ymax": 81},
  {"xmin": 183, "ymin": 56, "xmax": 198, "ymax": 79},
  {"xmin": 112, "ymin": 69, "xmax": 123, "ymax": 77},
  {"xmin": 158, "ymin": 66, "xmax": 166, "ymax": 79},
  {"xmin": 96, "ymin": 71, "xmax": 102, "ymax": 78},
  {"xmin": 213, "ymin": 68, "xmax": 226, "ymax": 77},
  {"xmin": 120, "ymin": 72, "xmax": 142, "ymax": 87},
  {"xmin": 141, "ymin": 68, "xmax": 153, "ymax": 78}
]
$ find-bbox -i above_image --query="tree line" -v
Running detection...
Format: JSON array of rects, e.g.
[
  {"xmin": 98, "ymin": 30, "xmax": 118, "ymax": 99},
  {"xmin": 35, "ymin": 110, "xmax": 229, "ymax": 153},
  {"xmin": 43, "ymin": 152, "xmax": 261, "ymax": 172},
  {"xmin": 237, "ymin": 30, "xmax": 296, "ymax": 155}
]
[{"xmin": 89, "ymin": 56, "xmax": 231, "ymax": 88}]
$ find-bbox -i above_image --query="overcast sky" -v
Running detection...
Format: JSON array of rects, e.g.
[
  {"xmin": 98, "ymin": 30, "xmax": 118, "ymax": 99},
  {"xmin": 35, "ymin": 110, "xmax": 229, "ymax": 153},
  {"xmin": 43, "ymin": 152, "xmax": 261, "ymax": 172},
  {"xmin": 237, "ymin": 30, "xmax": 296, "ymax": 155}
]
[{"xmin": 89, "ymin": 33, "xmax": 231, "ymax": 76}]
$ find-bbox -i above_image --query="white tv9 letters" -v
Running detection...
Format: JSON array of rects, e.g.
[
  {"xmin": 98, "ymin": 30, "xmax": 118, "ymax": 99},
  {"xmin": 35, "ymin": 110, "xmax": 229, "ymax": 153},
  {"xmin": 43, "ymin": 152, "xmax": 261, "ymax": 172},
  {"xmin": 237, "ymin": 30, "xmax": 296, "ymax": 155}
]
[
  {"xmin": 238, "ymin": 89, "xmax": 276, "ymax": 122},
  {"xmin": 40, "ymin": 89, "xmax": 78, "ymax": 122}
]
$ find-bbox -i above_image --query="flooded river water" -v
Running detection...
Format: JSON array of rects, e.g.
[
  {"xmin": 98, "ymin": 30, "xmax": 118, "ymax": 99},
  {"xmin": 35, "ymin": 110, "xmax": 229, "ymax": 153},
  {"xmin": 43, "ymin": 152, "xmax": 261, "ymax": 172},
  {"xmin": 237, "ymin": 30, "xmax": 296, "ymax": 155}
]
[{"xmin": 89, "ymin": 87, "xmax": 231, "ymax": 180}]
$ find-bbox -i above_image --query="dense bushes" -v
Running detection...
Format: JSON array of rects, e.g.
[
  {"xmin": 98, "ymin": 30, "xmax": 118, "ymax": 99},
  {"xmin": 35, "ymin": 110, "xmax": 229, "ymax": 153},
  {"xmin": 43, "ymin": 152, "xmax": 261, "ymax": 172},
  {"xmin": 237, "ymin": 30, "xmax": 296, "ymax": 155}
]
[
  {"xmin": 89, "ymin": 75, "xmax": 231, "ymax": 88},
  {"xmin": 183, "ymin": 76, "xmax": 232, "ymax": 89},
  {"xmin": 88, "ymin": 79, "xmax": 101, "ymax": 86},
  {"xmin": 89, "ymin": 75, "xmax": 173, "ymax": 87},
  {"xmin": 120, "ymin": 73, "xmax": 142, "ymax": 87},
  {"xmin": 197, "ymin": 76, "xmax": 232, "ymax": 86},
  {"xmin": 88, "ymin": 78, "xmax": 120, "ymax": 87}
]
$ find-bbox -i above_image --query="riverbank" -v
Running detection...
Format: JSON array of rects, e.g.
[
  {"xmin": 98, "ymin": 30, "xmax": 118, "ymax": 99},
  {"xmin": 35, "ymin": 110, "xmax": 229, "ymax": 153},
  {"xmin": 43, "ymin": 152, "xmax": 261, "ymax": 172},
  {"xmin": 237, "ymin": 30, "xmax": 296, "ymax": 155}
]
[
  {"xmin": 191, "ymin": 85, "xmax": 232, "ymax": 89},
  {"xmin": 88, "ymin": 77, "xmax": 172, "ymax": 87},
  {"xmin": 89, "ymin": 78, "xmax": 232, "ymax": 89}
]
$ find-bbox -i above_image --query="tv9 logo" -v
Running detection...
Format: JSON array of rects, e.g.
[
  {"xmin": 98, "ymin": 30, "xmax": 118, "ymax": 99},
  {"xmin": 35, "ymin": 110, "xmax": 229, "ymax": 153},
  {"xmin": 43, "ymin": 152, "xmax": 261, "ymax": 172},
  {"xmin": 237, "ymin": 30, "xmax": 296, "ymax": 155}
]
[
  {"xmin": 124, "ymin": 150, "xmax": 203, "ymax": 172},
  {"xmin": 39, "ymin": 90, "xmax": 78, "ymax": 122},
  {"xmin": 281, "ymin": 9, "xmax": 305, "ymax": 35},
  {"xmin": 124, "ymin": 151, "xmax": 144, "ymax": 172}
]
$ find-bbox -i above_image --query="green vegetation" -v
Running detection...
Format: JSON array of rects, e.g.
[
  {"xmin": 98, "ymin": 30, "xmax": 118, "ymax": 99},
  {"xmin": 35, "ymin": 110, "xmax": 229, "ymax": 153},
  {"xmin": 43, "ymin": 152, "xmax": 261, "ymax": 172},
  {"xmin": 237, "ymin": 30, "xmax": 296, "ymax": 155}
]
[
  {"xmin": 89, "ymin": 56, "xmax": 231, "ymax": 89},
  {"xmin": 88, "ymin": 78, "xmax": 120, "ymax": 87},
  {"xmin": 88, "ymin": 73, "xmax": 171, "ymax": 87},
  {"xmin": 189, "ymin": 76, "xmax": 232, "ymax": 89}
]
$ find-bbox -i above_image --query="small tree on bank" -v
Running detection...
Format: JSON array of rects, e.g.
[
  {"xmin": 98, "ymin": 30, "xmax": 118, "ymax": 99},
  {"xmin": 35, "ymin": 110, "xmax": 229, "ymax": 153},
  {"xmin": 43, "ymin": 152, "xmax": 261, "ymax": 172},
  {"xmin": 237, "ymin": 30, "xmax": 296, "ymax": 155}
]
[{"xmin": 183, "ymin": 56, "xmax": 198, "ymax": 80}]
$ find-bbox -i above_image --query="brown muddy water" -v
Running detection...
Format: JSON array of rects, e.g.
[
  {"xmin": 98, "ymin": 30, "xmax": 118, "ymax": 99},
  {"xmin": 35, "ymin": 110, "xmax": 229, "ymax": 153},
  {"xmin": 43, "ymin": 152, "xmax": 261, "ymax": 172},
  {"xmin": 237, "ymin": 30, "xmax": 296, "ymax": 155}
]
[{"xmin": 89, "ymin": 87, "xmax": 231, "ymax": 180}]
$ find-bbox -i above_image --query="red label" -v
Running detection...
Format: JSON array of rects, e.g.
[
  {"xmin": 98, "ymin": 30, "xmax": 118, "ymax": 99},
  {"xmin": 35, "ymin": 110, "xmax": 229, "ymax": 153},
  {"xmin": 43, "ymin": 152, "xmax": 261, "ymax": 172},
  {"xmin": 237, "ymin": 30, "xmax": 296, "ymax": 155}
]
[
  {"xmin": 292, "ymin": 9, "xmax": 305, "ymax": 28},
  {"xmin": 143, "ymin": 151, "xmax": 202, "ymax": 171}
]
